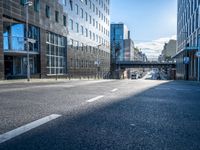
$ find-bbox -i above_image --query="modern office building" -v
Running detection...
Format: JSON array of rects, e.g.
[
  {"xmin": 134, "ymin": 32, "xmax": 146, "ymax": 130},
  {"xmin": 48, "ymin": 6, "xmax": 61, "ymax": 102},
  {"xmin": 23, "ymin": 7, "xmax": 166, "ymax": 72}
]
[
  {"xmin": 176, "ymin": 0, "xmax": 200, "ymax": 81},
  {"xmin": 110, "ymin": 23, "xmax": 130, "ymax": 63},
  {"xmin": 0, "ymin": 0, "xmax": 110, "ymax": 79}
]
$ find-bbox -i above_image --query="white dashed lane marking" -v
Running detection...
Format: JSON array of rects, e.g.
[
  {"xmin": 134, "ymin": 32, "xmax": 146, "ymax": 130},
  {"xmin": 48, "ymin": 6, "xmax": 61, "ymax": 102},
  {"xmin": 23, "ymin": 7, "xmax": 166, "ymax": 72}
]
[
  {"xmin": 0, "ymin": 114, "xmax": 61, "ymax": 144},
  {"xmin": 86, "ymin": 95, "xmax": 104, "ymax": 103},
  {"xmin": 111, "ymin": 88, "xmax": 118, "ymax": 92}
]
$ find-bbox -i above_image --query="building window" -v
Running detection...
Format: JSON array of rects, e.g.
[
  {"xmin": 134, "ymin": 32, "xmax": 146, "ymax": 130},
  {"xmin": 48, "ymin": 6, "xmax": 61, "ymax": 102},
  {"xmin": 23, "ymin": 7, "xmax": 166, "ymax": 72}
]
[
  {"xmin": 92, "ymin": 3, "xmax": 95, "ymax": 12},
  {"xmin": 85, "ymin": 12, "xmax": 88, "ymax": 21},
  {"xmin": 76, "ymin": 23, "xmax": 79, "ymax": 33},
  {"xmin": 55, "ymin": 11, "xmax": 59, "ymax": 22},
  {"xmin": 89, "ymin": 15, "xmax": 92, "ymax": 24},
  {"xmin": 69, "ymin": 0, "xmax": 73, "ymax": 10},
  {"xmin": 20, "ymin": 0, "xmax": 26, "ymax": 5},
  {"xmin": 46, "ymin": 32, "xmax": 66, "ymax": 75},
  {"xmin": 89, "ymin": 0, "xmax": 91, "ymax": 8},
  {"xmin": 63, "ymin": 0, "xmax": 67, "ymax": 6},
  {"xmin": 89, "ymin": 31, "xmax": 92, "ymax": 39},
  {"xmin": 46, "ymin": 5, "xmax": 50, "ymax": 18},
  {"xmin": 85, "ymin": 28, "xmax": 88, "ymax": 37},
  {"xmin": 93, "ymin": 33, "xmax": 95, "ymax": 41},
  {"xmin": 63, "ymin": 15, "xmax": 67, "ymax": 26},
  {"xmin": 3, "ymin": 23, "xmax": 40, "ymax": 52},
  {"xmin": 96, "ymin": 21, "xmax": 98, "ymax": 29},
  {"xmin": 34, "ymin": 0, "xmax": 40, "ymax": 12},
  {"xmin": 75, "ymin": 4, "xmax": 79, "ymax": 14},
  {"xmin": 93, "ymin": 19, "xmax": 95, "ymax": 26},
  {"xmin": 81, "ymin": 8, "xmax": 84, "ymax": 18},
  {"xmin": 81, "ymin": 25, "xmax": 84, "ymax": 35},
  {"xmin": 70, "ymin": 19, "xmax": 73, "ymax": 30}
]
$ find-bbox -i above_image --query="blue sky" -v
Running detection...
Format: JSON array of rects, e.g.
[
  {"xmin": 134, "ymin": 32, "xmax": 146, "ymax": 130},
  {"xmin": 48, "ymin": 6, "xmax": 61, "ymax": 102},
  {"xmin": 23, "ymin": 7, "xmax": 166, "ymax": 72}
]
[{"xmin": 110, "ymin": 0, "xmax": 177, "ymax": 60}]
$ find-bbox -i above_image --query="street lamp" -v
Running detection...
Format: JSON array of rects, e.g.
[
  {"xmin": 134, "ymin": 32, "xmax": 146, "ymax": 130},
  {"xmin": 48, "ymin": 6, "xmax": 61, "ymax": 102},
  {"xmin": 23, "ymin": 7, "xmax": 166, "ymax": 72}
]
[
  {"xmin": 95, "ymin": 44, "xmax": 102, "ymax": 79},
  {"xmin": 24, "ymin": 1, "xmax": 33, "ymax": 82}
]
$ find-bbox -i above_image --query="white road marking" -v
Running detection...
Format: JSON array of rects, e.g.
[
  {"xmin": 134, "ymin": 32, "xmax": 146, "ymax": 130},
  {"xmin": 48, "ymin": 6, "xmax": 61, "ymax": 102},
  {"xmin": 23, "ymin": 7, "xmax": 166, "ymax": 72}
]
[
  {"xmin": 86, "ymin": 95, "xmax": 104, "ymax": 103},
  {"xmin": 155, "ymin": 87, "xmax": 171, "ymax": 90},
  {"xmin": 0, "ymin": 85, "xmax": 75, "ymax": 93},
  {"xmin": 0, "ymin": 114, "xmax": 61, "ymax": 144},
  {"xmin": 111, "ymin": 88, "xmax": 118, "ymax": 92}
]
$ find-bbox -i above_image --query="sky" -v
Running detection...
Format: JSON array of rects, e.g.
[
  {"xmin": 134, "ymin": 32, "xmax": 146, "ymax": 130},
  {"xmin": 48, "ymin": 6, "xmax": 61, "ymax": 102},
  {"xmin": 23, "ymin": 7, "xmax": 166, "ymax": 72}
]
[{"xmin": 110, "ymin": 0, "xmax": 177, "ymax": 60}]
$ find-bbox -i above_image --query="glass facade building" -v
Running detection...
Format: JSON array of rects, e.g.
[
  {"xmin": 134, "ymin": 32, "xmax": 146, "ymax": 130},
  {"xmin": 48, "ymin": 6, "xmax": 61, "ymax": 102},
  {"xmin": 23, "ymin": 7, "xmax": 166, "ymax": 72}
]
[
  {"xmin": 110, "ymin": 24, "xmax": 129, "ymax": 62},
  {"xmin": 0, "ymin": 0, "xmax": 110, "ymax": 79},
  {"xmin": 177, "ymin": 0, "xmax": 200, "ymax": 81}
]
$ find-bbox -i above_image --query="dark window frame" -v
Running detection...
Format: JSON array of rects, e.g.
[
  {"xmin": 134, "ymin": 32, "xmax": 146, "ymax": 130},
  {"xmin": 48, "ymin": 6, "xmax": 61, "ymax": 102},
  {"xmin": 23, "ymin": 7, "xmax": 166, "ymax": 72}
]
[
  {"xmin": 63, "ymin": 15, "xmax": 67, "ymax": 26},
  {"xmin": 46, "ymin": 5, "xmax": 50, "ymax": 18},
  {"xmin": 55, "ymin": 11, "xmax": 59, "ymax": 23},
  {"xmin": 34, "ymin": 0, "xmax": 40, "ymax": 12}
]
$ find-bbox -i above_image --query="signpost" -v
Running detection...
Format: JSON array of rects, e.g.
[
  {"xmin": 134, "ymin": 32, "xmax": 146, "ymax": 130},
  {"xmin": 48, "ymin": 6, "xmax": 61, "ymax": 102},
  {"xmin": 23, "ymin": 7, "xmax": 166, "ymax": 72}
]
[
  {"xmin": 196, "ymin": 51, "xmax": 200, "ymax": 57},
  {"xmin": 183, "ymin": 56, "xmax": 190, "ymax": 64}
]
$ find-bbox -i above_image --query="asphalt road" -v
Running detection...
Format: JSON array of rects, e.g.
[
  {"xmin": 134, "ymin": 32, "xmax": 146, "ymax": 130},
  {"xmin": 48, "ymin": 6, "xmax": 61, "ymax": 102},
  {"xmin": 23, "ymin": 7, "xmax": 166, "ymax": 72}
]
[{"xmin": 0, "ymin": 79, "xmax": 200, "ymax": 150}]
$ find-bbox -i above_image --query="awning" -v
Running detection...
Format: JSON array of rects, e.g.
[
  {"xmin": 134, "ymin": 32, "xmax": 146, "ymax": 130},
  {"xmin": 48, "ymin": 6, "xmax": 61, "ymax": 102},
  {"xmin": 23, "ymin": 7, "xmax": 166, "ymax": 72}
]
[{"xmin": 172, "ymin": 47, "xmax": 199, "ymax": 58}]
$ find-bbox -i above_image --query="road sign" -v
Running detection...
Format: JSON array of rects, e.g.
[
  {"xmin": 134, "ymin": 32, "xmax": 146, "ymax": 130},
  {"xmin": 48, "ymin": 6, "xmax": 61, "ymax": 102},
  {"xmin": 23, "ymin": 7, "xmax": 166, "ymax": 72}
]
[
  {"xmin": 183, "ymin": 57, "xmax": 190, "ymax": 64},
  {"xmin": 27, "ymin": 38, "xmax": 36, "ymax": 44},
  {"xmin": 196, "ymin": 51, "xmax": 200, "ymax": 57}
]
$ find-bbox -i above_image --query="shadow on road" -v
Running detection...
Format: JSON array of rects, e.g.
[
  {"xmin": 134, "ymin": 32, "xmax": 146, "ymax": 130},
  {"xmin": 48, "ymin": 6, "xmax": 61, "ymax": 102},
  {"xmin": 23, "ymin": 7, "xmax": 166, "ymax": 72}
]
[{"xmin": 1, "ymin": 81, "xmax": 200, "ymax": 150}]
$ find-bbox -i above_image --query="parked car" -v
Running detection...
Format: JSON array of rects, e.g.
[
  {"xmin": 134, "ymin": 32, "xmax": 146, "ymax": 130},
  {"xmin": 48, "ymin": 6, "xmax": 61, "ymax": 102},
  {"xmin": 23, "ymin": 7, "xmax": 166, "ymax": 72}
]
[{"xmin": 131, "ymin": 73, "xmax": 139, "ymax": 79}]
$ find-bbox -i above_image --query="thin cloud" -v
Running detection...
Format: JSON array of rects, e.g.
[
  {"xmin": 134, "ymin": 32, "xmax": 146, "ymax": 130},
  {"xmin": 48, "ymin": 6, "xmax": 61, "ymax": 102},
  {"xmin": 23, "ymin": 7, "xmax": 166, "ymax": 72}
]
[{"xmin": 135, "ymin": 35, "xmax": 176, "ymax": 61}]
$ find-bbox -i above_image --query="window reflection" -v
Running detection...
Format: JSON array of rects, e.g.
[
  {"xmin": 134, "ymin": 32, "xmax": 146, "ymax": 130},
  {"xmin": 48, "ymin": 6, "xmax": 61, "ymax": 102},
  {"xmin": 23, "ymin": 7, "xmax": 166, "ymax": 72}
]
[{"xmin": 3, "ymin": 23, "xmax": 40, "ymax": 52}]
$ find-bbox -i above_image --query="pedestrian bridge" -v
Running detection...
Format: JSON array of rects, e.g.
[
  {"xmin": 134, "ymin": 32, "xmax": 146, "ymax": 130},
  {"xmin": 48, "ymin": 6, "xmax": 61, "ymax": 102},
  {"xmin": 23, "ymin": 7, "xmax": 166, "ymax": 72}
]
[{"xmin": 115, "ymin": 61, "xmax": 176, "ymax": 69}]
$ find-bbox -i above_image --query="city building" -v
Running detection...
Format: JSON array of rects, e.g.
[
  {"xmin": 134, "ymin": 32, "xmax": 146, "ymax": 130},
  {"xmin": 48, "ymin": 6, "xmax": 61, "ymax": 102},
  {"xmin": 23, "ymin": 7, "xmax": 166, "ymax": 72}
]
[
  {"xmin": 110, "ymin": 23, "xmax": 147, "ymax": 78},
  {"xmin": 0, "ymin": 0, "xmax": 110, "ymax": 80},
  {"xmin": 133, "ymin": 47, "xmax": 147, "ymax": 62},
  {"xmin": 176, "ymin": 0, "xmax": 200, "ymax": 81},
  {"xmin": 159, "ymin": 39, "xmax": 176, "ymax": 62},
  {"xmin": 110, "ymin": 23, "xmax": 130, "ymax": 63}
]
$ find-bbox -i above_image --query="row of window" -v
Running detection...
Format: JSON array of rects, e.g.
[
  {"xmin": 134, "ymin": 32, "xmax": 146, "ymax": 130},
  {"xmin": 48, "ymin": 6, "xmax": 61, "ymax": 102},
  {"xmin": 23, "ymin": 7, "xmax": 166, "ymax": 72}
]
[
  {"xmin": 70, "ymin": 58, "xmax": 97, "ymax": 69},
  {"xmin": 68, "ymin": 38, "xmax": 110, "ymax": 57},
  {"xmin": 63, "ymin": 0, "xmax": 110, "ymax": 15},
  {"xmin": 69, "ymin": 19, "xmax": 109, "ymax": 47},
  {"xmin": 69, "ymin": 18, "xmax": 109, "ymax": 36},
  {"xmin": 74, "ymin": 3, "xmax": 110, "ymax": 27},
  {"xmin": 177, "ymin": 0, "xmax": 200, "ymax": 48},
  {"xmin": 45, "ymin": 5, "xmax": 67, "ymax": 27},
  {"xmin": 20, "ymin": 1, "xmax": 67, "ymax": 27}
]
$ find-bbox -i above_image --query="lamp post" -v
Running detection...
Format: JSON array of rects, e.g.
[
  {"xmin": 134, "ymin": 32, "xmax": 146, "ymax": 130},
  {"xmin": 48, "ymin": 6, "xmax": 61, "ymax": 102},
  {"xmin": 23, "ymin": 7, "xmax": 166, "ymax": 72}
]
[
  {"xmin": 24, "ymin": 1, "xmax": 33, "ymax": 82},
  {"xmin": 96, "ymin": 44, "xmax": 102, "ymax": 79}
]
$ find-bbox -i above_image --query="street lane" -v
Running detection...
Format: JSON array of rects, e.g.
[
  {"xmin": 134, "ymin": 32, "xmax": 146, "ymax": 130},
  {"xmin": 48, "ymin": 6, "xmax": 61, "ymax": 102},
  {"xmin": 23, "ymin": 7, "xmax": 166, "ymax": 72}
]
[{"xmin": 0, "ymin": 79, "xmax": 200, "ymax": 150}]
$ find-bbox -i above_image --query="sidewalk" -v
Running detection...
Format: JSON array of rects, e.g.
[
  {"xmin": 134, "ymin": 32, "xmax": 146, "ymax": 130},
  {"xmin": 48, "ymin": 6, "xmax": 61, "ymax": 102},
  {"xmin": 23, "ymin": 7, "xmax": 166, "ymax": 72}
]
[{"xmin": 0, "ymin": 78, "xmax": 104, "ymax": 85}]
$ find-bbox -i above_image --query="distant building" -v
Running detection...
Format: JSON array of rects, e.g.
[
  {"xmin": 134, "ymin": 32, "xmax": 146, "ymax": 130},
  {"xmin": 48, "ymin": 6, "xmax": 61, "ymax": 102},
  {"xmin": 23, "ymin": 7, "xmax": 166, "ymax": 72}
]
[
  {"xmin": 160, "ymin": 40, "xmax": 176, "ymax": 62},
  {"xmin": 124, "ymin": 39, "xmax": 134, "ymax": 61},
  {"xmin": 110, "ymin": 23, "xmax": 131, "ymax": 62},
  {"xmin": 176, "ymin": 0, "xmax": 200, "ymax": 81}
]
